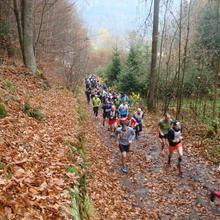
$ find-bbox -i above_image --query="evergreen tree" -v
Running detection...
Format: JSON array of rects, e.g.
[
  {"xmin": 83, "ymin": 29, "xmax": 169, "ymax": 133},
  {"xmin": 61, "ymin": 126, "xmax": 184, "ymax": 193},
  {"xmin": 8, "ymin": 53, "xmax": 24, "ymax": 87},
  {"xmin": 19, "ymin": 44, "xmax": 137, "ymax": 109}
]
[
  {"xmin": 197, "ymin": 3, "xmax": 220, "ymax": 58},
  {"xmin": 117, "ymin": 43, "xmax": 150, "ymax": 95},
  {"xmin": 106, "ymin": 47, "xmax": 121, "ymax": 85},
  {"xmin": 117, "ymin": 46, "xmax": 139, "ymax": 94}
]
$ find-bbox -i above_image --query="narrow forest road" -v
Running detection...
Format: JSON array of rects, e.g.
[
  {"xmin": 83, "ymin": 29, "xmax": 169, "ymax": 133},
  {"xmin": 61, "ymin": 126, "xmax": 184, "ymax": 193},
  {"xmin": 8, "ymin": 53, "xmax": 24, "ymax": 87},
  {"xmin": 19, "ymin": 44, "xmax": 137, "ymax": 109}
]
[{"xmin": 85, "ymin": 104, "xmax": 220, "ymax": 220}]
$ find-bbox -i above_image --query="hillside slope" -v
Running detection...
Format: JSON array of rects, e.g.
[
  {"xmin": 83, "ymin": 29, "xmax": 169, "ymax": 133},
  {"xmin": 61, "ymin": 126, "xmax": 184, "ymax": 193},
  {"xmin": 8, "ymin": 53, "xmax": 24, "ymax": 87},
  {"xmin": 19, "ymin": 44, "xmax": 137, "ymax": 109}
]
[{"xmin": 0, "ymin": 64, "xmax": 81, "ymax": 219}]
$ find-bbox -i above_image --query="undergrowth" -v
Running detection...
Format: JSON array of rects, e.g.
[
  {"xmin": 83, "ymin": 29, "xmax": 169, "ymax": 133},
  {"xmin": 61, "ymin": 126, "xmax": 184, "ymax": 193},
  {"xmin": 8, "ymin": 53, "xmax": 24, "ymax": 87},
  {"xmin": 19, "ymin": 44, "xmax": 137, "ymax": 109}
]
[
  {"xmin": 22, "ymin": 102, "xmax": 44, "ymax": 120},
  {"xmin": 66, "ymin": 96, "xmax": 95, "ymax": 220},
  {"xmin": 0, "ymin": 103, "xmax": 7, "ymax": 118}
]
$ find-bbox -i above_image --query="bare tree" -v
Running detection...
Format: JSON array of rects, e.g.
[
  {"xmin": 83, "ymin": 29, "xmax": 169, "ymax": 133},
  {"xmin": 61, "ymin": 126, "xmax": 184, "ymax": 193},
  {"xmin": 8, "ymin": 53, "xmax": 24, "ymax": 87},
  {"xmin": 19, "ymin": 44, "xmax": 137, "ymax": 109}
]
[
  {"xmin": 148, "ymin": 0, "xmax": 160, "ymax": 111},
  {"xmin": 13, "ymin": 0, "xmax": 37, "ymax": 73}
]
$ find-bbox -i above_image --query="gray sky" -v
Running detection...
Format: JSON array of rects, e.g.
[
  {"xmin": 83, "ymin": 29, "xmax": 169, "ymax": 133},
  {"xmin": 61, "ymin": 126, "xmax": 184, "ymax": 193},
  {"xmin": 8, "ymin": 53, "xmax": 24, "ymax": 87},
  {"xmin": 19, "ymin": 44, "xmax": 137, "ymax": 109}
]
[{"xmin": 75, "ymin": 0, "xmax": 180, "ymax": 48}]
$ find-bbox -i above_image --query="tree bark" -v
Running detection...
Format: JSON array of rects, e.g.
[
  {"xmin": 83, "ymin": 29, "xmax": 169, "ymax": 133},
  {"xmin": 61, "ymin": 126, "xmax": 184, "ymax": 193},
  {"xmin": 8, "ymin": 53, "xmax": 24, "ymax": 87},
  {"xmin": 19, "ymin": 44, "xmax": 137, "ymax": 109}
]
[
  {"xmin": 156, "ymin": 0, "xmax": 169, "ymax": 110},
  {"xmin": 176, "ymin": 0, "xmax": 183, "ymax": 119},
  {"xmin": 22, "ymin": 0, "xmax": 37, "ymax": 73},
  {"xmin": 148, "ymin": 0, "xmax": 160, "ymax": 111},
  {"xmin": 176, "ymin": 0, "xmax": 192, "ymax": 119},
  {"xmin": 13, "ymin": 0, "xmax": 37, "ymax": 73},
  {"xmin": 13, "ymin": 0, "xmax": 24, "ymax": 60}
]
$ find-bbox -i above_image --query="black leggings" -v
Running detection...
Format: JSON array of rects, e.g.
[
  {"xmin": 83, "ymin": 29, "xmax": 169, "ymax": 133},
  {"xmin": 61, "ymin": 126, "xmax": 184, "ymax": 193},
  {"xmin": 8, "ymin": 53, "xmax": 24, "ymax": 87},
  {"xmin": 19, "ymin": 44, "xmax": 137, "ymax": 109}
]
[
  {"xmin": 135, "ymin": 123, "xmax": 142, "ymax": 136},
  {"xmin": 86, "ymin": 93, "xmax": 90, "ymax": 104},
  {"xmin": 93, "ymin": 107, "xmax": 99, "ymax": 117}
]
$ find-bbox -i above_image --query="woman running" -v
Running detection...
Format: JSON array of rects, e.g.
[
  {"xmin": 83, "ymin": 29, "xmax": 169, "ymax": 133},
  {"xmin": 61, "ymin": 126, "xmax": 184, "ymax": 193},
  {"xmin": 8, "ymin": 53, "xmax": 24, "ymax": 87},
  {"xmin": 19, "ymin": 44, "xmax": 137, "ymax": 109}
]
[{"xmin": 109, "ymin": 105, "xmax": 118, "ymax": 135}]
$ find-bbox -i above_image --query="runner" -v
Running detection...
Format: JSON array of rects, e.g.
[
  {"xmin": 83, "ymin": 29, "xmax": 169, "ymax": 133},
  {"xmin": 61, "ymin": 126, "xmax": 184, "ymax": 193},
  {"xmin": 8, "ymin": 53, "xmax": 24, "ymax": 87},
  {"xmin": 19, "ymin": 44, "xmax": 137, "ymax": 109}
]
[
  {"xmin": 134, "ymin": 108, "xmax": 144, "ymax": 139},
  {"xmin": 85, "ymin": 86, "xmax": 91, "ymax": 105},
  {"xmin": 102, "ymin": 97, "xmax": 112, "ymax": 126},
  {"xmin": 167, "ymin": 121, "xmax": 183, "ymax": 177},
  {"xmin": 158, "ymin": 113, "xmax": 172, "ymax": 154},
  {"xmin": 92, "ymin": 95, "xmax": 101, "ymax": 118},
  {"xmin": 114, "ymin": 95, "xmax": 121, "ymax": 111},
  {"xmin": 118, "ymin": 101, "xmax": 129, "ymax": 118},
  {"xmin": 109, "ymin": 105, "xmax": 118, "ymax": 135},
  {"xmin": 127, "ymin": 114, "xmax": 138, "ymax": 129},
  {"xmin": 116, "ymin": 121, "xmax": 135, "ymax": 173}
]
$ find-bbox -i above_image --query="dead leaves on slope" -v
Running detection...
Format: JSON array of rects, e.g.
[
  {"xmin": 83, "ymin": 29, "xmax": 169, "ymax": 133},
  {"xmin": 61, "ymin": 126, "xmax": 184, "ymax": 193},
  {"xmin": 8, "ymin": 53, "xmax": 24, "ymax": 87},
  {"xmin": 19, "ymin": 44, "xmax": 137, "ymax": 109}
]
[{"xmin": 0, "ymin": 65, "xmax": 81, "ymax": 219}]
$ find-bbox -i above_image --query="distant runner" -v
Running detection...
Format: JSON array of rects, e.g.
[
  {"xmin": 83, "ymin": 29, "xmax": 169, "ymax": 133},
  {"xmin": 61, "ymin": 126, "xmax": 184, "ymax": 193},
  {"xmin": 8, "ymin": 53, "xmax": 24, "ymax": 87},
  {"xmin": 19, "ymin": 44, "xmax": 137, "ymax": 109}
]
[
  {"xmin": 134, "ymin": 108, "xmax": 144, "ymax": 139},
  {"xmin": 92, "ymin": 95, "xmax": 101, "ymax": 118},
  {"xmin": 159, "ymin": 113, "xmax": 172, "ymax": 154},
  {"xmin": 116, "ymin": 121, "xmax": 135, "ymax": 173},
  {"xmin": 167, "ymin": 121, "xmax": 183, "ymax": 177},
  {"xmin": 118, "ymin": 101, "xmax": 128, "ymax": 118},
  {"xmin": 102, "ymin": 97, "xmax": 112, "ymax": 126},
  {"xmin": 109, "ymin": 105, "xmax": 118, "ymax": 135},
  {"xmin": 127, "ymin": 114, "xmax": 138, "ymax": 129},
  {"xmin": 85, "ymin": 86, "xmax": 91, "ymax": 105}
]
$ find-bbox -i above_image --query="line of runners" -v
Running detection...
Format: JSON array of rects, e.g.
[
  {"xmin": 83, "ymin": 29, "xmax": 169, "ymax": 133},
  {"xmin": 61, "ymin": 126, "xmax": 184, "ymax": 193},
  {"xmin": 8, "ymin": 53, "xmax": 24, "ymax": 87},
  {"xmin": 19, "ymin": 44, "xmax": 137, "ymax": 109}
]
[
  {"xmin": 85, "ymin": 75, "xmax": 185, "ymax": 176},
  {"xmin": 85, "ymin": 75, "xmax": 220, "ymax": 202}
]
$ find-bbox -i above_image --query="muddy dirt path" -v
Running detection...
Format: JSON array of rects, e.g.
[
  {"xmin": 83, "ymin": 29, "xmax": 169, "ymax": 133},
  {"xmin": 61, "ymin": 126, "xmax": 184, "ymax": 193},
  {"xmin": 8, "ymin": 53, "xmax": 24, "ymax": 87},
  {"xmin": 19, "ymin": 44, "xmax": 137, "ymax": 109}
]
[{"xmin": 88, "ymin": 106, "xmax": 220, "ymax": 219}]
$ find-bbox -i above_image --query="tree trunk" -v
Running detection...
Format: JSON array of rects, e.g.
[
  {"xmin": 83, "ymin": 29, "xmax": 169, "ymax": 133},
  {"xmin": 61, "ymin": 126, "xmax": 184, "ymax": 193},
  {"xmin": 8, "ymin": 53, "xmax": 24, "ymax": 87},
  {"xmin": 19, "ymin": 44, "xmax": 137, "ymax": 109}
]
[
  {"xmin": 156, "ymin": 0, "xmax": 169, "ymax": 110},
  {"xmin": 148, "ymin": 0, "xmax": 160, "ymax": 111},
  {"xmin": 13, "ymin": 0, "xmax": 37, "ymax": 73},
  {"xmin": 22, "ymin": 0, "xmax": 37, "ymax": 73},
  {"xmin": 176, "ymin": 0, "xmax": 192, "ymax": 119},
  {"xmin": 176, "ymin": 0, "xmax": 183, "ymax": 119},
  {"xmin": 13, "ymin": 0, "xmax": 25, "ymax": 60}
]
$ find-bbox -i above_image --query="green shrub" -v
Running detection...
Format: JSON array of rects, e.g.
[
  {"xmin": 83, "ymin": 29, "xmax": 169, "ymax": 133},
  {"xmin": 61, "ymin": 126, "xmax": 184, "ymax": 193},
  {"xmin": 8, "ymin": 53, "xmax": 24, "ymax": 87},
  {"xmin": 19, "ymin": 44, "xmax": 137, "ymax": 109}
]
[
  {"xmin": 22, "ymin": 102, "xmax": 31, "ymax": 113},
  {"xmin": 3, "ymin": 94, "xmax": 18, "ymax": 102},
  {"xmin": 83, "ymin": 193, "xmax": 96, "ymax": 218},
  {"xmin": 0, "ymin": 161, "xmax": 5, "ymax": 170},
  {"xmin": 0, "ymin": 103, "xmax": 7, "ymax": 118},
  {"xmin": 211, "ymin": 119, "xmax": 219, "ymax": 133},
  {"xmin": 28, "ymin": 109, "xmax": 44, "ymax": 120},
  {"xmin": 66, "ymin": 166, "xmax": 79, "ymax": 175},
  {"xmin": 213, "ymin": 145, "xmax": 220, "ymax": 156},
  {"xmin": 3, "ymin": 80, "xmax": 16, "ymax": 91}
]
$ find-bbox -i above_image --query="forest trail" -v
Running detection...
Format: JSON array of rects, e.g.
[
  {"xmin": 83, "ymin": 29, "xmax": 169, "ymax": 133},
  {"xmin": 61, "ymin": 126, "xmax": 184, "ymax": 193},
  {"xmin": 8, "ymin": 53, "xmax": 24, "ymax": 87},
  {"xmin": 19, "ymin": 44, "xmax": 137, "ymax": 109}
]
[{"xmin": 86, "ymin": 104, "xmax": 220, "ymax": 220}]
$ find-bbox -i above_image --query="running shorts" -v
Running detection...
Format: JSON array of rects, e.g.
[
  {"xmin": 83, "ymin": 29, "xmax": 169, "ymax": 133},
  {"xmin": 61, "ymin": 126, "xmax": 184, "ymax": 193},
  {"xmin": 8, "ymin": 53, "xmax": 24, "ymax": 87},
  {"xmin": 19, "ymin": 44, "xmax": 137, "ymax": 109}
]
[
  {"xmin": 103, "ymin": 112, "xmax": 111, "ymax": 119},
  {"xmin": 109, "ymin": 119, "xmax": 117, "ymax": 126},
  {"xmin": 169, "ymin": 142, "xmax": 182, "ymax": 153},
  {"xmin": 119, "ymin": 144, "xmax": 130, "ymax": 153},
  {"xmin": 159, "ymin": 132, "xmax": 168, "ymax": 139}
]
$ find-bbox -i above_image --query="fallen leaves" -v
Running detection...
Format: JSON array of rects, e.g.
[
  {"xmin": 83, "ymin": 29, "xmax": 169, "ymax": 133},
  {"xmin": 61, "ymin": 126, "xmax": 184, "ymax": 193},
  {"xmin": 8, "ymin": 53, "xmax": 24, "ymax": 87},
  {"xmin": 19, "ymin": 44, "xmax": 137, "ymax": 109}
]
[{"xmin": 0, "ymin": 64, "xmax": 81, "ymax": 219}]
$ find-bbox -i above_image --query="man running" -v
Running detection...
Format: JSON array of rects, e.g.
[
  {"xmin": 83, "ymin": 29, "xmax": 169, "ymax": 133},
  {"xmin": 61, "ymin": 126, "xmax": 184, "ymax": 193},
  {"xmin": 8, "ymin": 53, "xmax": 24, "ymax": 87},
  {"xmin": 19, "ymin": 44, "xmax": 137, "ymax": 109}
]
[
  {"xmin": 116, "ymin": 121, "xmax": 135, "ymax": 173},
  {"xmin": 158, "ymin": 113, "xmax": 172, "ymax": 154},
  {"xmin": 118, "ymin": 101, "xmax": 128, "ymax": 118},
  {"xmin": 102, "ymin": 97, "xmax": 112, "ymax": 126},
  {"xmin": 134, "ymin": 108, "xmax": 144, "ymax": 139},
  {"xmin": 92, "ymin": 95, "xmax": 101, "ymax": 118},
  {"xmin": 167, "ymin": 121, "xmax": 183, "ymax": 177}
]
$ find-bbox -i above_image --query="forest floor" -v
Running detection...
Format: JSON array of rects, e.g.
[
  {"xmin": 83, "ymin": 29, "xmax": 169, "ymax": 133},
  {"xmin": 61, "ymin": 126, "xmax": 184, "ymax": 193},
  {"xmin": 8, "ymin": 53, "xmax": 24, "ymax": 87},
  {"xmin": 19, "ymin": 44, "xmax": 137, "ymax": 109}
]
[
  {"xmin": 0, "ymin": 63, "xmax": 85, "ymax": 219},
  {"xmin": 86, "ymin": 103, "xmax": 220, "ymax": 219}
]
